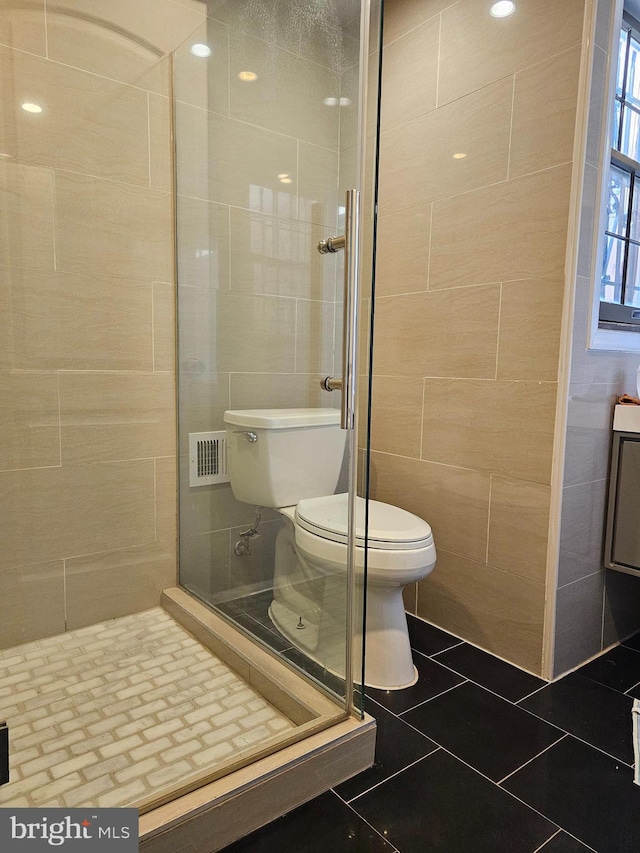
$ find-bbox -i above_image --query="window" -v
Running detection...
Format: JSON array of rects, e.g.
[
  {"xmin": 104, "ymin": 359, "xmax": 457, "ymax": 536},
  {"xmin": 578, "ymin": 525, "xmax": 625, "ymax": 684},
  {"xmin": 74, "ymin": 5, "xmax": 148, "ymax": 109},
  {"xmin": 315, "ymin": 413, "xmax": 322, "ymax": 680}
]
[{"xmin": 600, "ymin": 18, "xmax": 640, "ymax": 330}]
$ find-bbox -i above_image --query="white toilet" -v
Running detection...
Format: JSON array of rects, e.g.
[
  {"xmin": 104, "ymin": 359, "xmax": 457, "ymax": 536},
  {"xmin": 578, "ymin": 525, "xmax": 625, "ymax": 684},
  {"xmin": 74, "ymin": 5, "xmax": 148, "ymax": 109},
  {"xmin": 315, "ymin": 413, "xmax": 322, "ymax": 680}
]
[{"xmin": 223, "ymin": 408, "xmax": 437, "ymax": 690}]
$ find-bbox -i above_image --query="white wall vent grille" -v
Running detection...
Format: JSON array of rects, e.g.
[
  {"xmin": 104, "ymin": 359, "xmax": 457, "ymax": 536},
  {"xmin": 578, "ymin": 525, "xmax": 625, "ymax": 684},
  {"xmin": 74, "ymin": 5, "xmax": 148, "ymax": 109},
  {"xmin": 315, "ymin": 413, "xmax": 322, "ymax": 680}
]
[{"xmin": 188, "ymin": 431, "xmax": 229, "ymax": 486}]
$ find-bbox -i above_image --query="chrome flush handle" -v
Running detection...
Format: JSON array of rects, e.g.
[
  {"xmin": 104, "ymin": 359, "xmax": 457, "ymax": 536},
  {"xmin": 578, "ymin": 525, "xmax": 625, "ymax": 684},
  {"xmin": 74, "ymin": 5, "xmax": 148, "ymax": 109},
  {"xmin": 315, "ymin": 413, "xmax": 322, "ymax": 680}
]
[{"xmin": 233, "ymin": 430, "xmax": 258, "ymax": 443}]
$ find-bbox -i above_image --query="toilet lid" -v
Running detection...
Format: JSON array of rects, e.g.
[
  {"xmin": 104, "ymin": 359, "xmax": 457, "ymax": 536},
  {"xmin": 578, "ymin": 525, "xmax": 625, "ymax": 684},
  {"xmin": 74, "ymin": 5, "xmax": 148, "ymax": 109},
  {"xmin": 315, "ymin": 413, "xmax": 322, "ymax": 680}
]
[{"xmin": 295, "ymin": 493, "xmax": 433, "ymax": 550}]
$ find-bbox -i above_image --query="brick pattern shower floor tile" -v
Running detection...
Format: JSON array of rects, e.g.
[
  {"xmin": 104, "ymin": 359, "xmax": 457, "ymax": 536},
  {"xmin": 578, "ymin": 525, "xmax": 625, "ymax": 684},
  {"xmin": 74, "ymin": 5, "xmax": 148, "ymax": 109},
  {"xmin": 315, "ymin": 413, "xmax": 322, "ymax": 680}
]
[{"xmin": 0, "ymin": 608, "xmax": 295, "ymax": 809}]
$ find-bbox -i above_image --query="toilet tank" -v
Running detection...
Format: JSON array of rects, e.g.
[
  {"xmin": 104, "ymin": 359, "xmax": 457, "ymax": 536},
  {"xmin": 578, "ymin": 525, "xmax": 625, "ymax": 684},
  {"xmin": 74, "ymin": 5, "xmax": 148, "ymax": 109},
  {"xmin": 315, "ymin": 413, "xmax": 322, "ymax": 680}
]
[{"xmin": 223, "ymin": 408, "xmax": 346, "ymax": 508}]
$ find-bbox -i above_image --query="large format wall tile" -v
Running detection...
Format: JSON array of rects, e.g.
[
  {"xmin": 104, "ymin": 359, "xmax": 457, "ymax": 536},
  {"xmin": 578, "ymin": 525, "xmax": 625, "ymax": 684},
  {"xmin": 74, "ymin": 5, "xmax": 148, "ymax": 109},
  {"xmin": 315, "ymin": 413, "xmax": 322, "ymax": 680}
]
[
  {"xmin": 54, "ymin": 171, "xmax": 173, "ymax": 281},
  {"xmin": 429, "ymin": 164, "xmax": 572, "ymax": 289},
  {"xmin": 418, "ymin": 549, "xmax": 546, "ymax": 674},
  {"xmin": 155, "ymin": 457, "xmax": 177, "ymax": 543},
  {"xmin": 178, "ymin": 371, "xmax": 230, "ymax": 451},
  {"xmin": 0, "ymin": 561, "xmax": 65, "ymax": 650},
  {"xmin": 0, "ymin": 268, "xmax": 153, "ymax": 371},
  {"xmin": 375, "ymin": 204, "xmax": 430, "ymax": 297},
  {"xmin": 229, "ymin": 31, "xmax": 339, "ymax": 149},
  {"xmin": 149, "ymin": 94, "xmax": 172, "ymax": 192},
  {"xmin": 438, "ymin": 0, "xmax": 585, "ymax": 106},
  {"xmin": 370, "ymin": 451, "xmax": 491, "ymax": 563},
  {"xmin": 173, "ymin": 17, "xmax": 230, "ymax": 113},
  {"xmin": 295, "ymin": 300, "xmax": 335, "ymax": 375},
  {"xmin": 0, "ymin": 162, "xmax": 54, "ymax": 270},
  {"xmin": 175, "ymin": 103, "xmax": 297, "ymax": 217},
  {"xmin": 177, "ymin": 196, "xmax": 230, "ymax": 290},
  {"xmin": 379, "ymin": 77, "xmax": 512, "ymax": 214},
  {"xmin": 0, "ymin": 46, "xmax": 149, "ymax": 184},
  {"xmin": 373, "ymin": 286, "xmax": 500, "ymax": 378},
  {"xmin": 179, "ymin": 530, "xmax": 231, "ymax": 603},
  {"xmin": 153, "ymin": 282, "xmax": 176, "ymax": 373},
  {"xmin": 216, "ymin": 291, "xmax": 296, "ymax": 373},
  {"xmin": 59, "ymin": 372, "xmax": 176, "ymax": 463},
  {"xmin": 496, "ymin": 277, "xmax": 564, "ymax": 381},
  {"xmin": 0, "ymin": 461, "xmax": 156, "ymax": 570},
  {"xmin": 229, "ymin": 372, "xmax": 326, "ymax": 410},
  {"xmin": 554, "ymin": 572, "xmax": 605, "ymax": 677},
  {"xmin": 510, "ymin": 47, "xmax": 581, "ymax": 179},
  {"xmin": 367, "ymin": 376, "xmax": 424, "ymax": 458},
  {"xmin": 298, "ymin": 142, "xmax": 340, "ymax": 229},
  {"xmin": 0, "ymin": 0, "xmax": 46, "ymax": 56},
  {"xmin": 421, "ymin": 378, "xmax": 557, "ymax": 483},
  {"xmin": 65, "ymin": 541, "xmax": 177, "ymax": 630},
  {"xmin": 488, "ymin": 476, "xmax": 551, "ymax": 583},
  {"xmin": 383, "ymin": 0, "xmax": 452, "ymax": 46},
  {"xmin": 46, "ymin": 0, "xmax": 204, "ymax": 95},
  {"xmin": 229, "ymin": 208, "xmax": 336, "ymax": 301},
  {"xmin": 563, "ymin": 383, "xmax": 618, "ymax": 487},
  {"xmin": 558, "ymin": 480, "xmax": 609, "ymax": 587},
  {"xmin": 0, "ymin": 371, "xmax": 60, "ymax": 471},
  {"xmin": 380, "ymin": 16, "xmax": 439, "ymax": 131}
]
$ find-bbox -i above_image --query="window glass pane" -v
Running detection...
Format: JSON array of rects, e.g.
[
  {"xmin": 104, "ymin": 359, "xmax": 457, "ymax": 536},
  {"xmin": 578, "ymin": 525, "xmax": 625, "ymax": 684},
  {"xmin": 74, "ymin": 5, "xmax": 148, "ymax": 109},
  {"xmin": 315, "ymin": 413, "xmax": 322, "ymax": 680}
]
[
  {"xmin": 632, "ymin": 179, "xmax": 640, "ymax": 242},
  {"xmin": 618, "ymin": 28, "xmax": 629, "ymax": 97},
  {"xmin": 607, "ymin": 165, "xmax": 631, "ymax": 236},
  {"xmin": 601, "ymin": 233, "xmax": 626, "ymax": 304},
  {"xmin": 620, "ymin": 104, "xmax": 640, "ymax": 160},
  {"xmin": 627, "ymin": 36, "xmax": 640, "ymax": 106},
  {"xmin": 624, "ymin": 243, "xmax": 640, "ymax": 307},
  {"xmin": 613, "ymin": 99, "xmax": 622, "ymax": 149}
]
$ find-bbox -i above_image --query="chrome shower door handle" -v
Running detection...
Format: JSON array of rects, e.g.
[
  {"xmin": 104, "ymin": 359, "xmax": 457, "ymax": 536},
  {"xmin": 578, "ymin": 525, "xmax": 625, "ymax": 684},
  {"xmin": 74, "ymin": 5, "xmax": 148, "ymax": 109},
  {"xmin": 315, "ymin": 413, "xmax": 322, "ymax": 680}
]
[{"xmin": 341, "ymin": 188, "xmax": 361, "ymax": 430}]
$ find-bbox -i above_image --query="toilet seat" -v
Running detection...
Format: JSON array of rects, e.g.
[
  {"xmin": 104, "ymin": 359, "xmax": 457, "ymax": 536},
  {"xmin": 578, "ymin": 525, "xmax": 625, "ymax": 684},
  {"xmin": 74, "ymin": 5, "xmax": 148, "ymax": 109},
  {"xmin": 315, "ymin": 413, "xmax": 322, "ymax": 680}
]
[{"xmin": 295, "ymin": 493, "xmax": 433, "ymax": 551}]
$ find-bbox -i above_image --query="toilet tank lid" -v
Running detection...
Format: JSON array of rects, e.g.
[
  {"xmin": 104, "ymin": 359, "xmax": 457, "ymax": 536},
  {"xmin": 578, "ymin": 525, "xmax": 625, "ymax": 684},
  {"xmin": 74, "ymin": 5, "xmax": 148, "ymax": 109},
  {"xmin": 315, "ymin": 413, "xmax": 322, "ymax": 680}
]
[{"xmin": 224, "ymin": 408, "xmax": 341, "ymax": 429}]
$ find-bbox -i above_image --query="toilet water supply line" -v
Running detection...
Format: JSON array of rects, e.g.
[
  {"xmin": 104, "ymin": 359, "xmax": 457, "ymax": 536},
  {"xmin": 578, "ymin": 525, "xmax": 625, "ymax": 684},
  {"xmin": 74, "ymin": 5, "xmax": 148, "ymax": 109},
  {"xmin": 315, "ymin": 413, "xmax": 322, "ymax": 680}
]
[{"xmin": 234, "ymin": 508, "xmax": 262, "ymax": 556}]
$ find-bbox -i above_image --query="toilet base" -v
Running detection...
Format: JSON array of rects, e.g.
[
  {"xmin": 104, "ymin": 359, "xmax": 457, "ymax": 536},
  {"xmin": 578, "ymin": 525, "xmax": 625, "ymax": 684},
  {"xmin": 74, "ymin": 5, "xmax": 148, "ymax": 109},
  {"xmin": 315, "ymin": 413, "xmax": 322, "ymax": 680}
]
[{"xmin": 269, "ymin": 583, "xmax": 420, "ymax": 691}]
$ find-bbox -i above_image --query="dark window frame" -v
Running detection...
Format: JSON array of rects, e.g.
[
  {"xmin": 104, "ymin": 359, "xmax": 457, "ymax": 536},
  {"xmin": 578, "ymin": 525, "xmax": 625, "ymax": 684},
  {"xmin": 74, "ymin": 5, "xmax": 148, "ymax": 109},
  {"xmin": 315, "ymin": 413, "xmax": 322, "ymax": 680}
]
[{"xmin": 600, "ymin": 15, "xmax": 640, "ymax": 331}]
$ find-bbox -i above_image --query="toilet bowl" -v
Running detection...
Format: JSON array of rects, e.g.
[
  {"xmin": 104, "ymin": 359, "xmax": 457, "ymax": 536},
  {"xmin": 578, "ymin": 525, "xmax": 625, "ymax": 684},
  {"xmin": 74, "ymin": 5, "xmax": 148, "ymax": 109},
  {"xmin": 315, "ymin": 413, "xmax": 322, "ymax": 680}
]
[{"xmin": 223, "ymin": 408, "xmax": 438, "ymax": 690}]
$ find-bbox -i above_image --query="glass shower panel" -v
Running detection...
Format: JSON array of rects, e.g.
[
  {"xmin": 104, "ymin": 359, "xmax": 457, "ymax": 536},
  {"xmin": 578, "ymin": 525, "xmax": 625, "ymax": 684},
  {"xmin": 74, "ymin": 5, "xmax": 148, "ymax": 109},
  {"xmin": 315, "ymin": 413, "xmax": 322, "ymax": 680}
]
[{"xmin": 175, "ymin": 1, "xmax": 378, "ymax": 709}]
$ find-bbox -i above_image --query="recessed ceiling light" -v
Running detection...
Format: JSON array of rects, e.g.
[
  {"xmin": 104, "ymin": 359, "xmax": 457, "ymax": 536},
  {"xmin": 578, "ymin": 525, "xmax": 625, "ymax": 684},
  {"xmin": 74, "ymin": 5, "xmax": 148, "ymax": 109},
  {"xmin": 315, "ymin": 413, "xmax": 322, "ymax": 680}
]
[
  {"xmin": 190, "ymin": 43, "xmax": 212, "ymax": 58},
  {"xmin": 277, "ymin": 173, "xmax": 289, "ymax": 179},
  {"xmin": 238, "ymin": 71, "xmax": 258, "ymax": 82},
  {"xmin": 490, "ymin": 1, "xmax": 516, "ymax": 17},
  {"xmin": 339, "ymin": 97, "xmax": 351, "ymax": 107},
  {"xmin": 21, "ymin": 102, "xmax": 43, "ymax": 114},
  {"xmin": 280, "ymin": 177, "xmax": 292, "ymax": 184},
  {"xmin": 323, "ymin": 97, "xmax": 339, "ymax": 106},
  {"xmin": 452, "ymin": 152, "xmax": 467, "ymax": 159}
]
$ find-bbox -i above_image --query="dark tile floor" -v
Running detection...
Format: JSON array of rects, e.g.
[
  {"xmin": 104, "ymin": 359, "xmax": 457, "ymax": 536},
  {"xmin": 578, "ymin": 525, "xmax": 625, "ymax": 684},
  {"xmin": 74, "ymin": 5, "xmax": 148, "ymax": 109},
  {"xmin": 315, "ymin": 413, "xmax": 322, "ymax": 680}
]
[{"xmin": 220, "ymin": 613, "xmax": 640, "ymax": 853}]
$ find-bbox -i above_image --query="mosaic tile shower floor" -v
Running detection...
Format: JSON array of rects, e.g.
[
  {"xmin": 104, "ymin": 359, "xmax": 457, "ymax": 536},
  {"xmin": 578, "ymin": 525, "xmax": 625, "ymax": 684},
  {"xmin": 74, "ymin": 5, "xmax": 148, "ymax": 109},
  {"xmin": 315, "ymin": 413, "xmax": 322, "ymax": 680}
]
[{"xmin": 0, "ymin": 608, "xmax": 294, "ymax": 809}]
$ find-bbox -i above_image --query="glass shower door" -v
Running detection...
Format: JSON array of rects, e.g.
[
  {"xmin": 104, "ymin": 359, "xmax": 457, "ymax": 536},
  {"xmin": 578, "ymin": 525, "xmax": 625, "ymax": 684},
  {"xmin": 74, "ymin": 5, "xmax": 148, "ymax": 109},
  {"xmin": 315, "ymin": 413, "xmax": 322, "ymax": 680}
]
[{"xmin": 174, "ymin": 1, "xmax": 379, "ymax": 713}]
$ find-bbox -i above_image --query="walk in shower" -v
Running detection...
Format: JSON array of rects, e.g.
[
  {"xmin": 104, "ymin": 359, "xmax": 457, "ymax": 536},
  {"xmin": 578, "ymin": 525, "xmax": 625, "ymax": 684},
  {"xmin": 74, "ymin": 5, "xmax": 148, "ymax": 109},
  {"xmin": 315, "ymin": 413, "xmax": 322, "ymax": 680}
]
[{"xmin": 0, "ymin": 0, "xmax": 380, "ymax": 842}]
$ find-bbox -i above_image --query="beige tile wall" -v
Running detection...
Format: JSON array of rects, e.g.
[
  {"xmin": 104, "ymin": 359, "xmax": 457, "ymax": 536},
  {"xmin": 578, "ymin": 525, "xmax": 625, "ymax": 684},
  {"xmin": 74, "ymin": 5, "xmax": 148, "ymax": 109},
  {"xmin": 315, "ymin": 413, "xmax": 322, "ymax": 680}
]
[
  {"xmin": 0, "ymin": 0, "xmax": 204, "ymax": 649},
  {"xmin": 175, "ymin": 6, "xmax": 357, "ymax": 602},
  {"xmin": 371, "ymin": 0, "xmax": 585, "ymax": 674}
]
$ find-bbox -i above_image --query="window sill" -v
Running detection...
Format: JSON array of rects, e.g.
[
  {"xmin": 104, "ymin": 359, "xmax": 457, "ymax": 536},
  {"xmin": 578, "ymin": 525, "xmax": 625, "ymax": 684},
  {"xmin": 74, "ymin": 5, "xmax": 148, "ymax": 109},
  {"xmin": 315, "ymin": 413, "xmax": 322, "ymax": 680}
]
[{"xmin": 590, "ymin": 324, "xmax": 640, "ymax": 352}]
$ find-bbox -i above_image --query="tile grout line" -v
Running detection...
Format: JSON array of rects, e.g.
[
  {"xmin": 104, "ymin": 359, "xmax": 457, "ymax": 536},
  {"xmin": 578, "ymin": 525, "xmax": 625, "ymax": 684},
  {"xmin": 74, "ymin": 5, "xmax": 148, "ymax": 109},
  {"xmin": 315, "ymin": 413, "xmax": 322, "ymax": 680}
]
[
  {"xmin": 43, "ymin": 0, "xmax": 49, "ymax": 58},
  {"xmin": 485, "ymin": 474, "xmax": 493, "ymax": 564},
  {"xmin": 506, "ymin": 74, "xmax": 516, "ymax": 180},
  {"xmin": 147, "ymin": 92, "xmax": 152, "ymax": 189},
  {"xmin": 340, "ymin": 749, "xmax": 439, "ymax": 805},
  {"xmin": 395, "ymin": 678, "xmax": 469, "ymax": 718},
  {"xmin": 496, "ymin": 733, "xmax": 569, "ymax": 786},
  {"xmin": 514, "ymin": 696, "xmax": 635, "ymax": 768},
  {"xmin": 340, "ymin": 789, "xmax": 404, "ymax": 850},
  {"xmin": 532, "ymin": 829, "xmax": 562, "ymax": 853},
  {"xmin": 533, "ymin": 829, "xmax": 562, "ymax": 853}
]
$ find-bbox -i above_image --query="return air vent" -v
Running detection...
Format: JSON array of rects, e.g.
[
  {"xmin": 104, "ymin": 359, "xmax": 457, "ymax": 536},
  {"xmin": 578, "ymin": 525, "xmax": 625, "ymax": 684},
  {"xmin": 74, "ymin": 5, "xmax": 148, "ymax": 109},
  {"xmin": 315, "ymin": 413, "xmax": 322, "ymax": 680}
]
[{"xmin": 188, "ymin": 431, "xmax": 230, "ymax": 487}]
